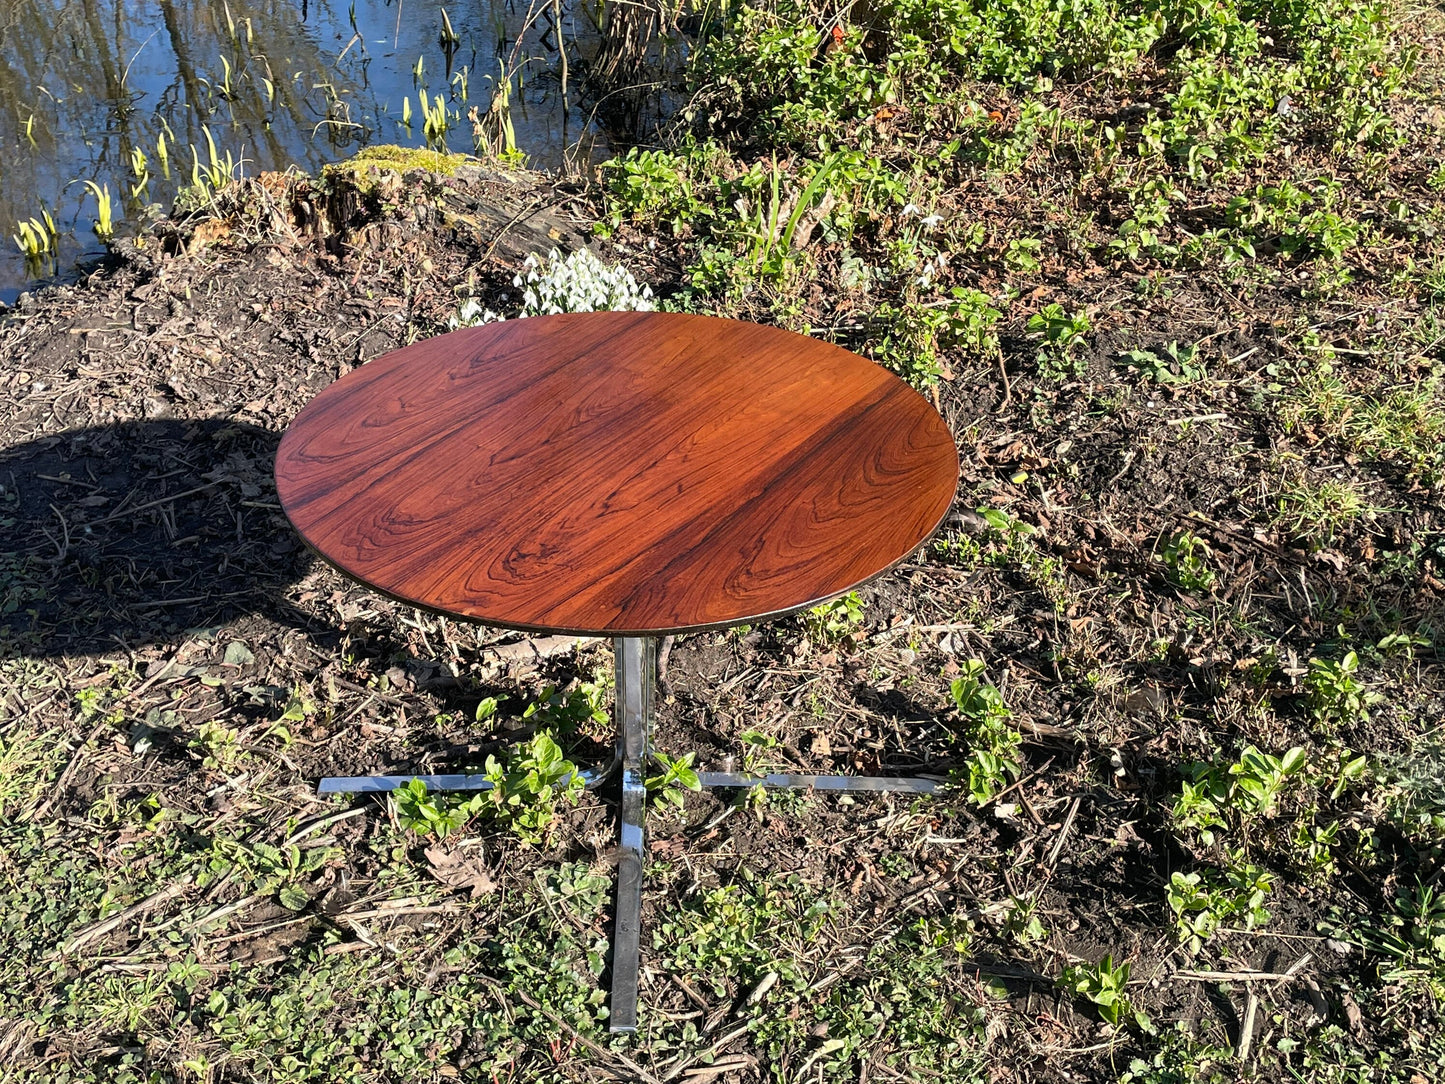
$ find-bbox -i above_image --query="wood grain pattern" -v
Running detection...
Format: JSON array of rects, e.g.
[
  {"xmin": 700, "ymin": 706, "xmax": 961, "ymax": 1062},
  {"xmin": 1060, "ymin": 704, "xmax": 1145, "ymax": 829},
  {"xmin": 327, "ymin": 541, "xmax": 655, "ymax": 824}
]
[{"xmin": 275, "ymin": 312, "xmax": 958, "ymax": 635}]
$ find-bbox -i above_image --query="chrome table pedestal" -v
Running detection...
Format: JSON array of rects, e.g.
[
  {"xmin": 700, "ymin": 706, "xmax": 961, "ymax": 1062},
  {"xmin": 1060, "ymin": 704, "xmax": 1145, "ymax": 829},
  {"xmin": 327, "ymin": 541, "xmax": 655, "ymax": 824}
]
[{"xmin": 318, "ymin": 636, "xmax": 941, "ymax": 1034}]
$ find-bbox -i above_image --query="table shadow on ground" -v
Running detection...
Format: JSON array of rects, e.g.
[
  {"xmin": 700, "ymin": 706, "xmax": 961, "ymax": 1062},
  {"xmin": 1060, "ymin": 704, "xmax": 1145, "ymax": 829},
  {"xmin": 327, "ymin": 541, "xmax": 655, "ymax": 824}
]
[{"xmin": 0, "ymin": 419, "xmax": 326, "ymax": 660}]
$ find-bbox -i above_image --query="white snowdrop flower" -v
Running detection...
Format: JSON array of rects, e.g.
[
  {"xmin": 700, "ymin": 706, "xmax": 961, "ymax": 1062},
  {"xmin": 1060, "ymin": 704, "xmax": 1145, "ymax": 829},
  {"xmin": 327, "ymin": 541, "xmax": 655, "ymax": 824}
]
[
  {"xmin": 447, "ymin": 298, "xmax": 504, "ymax": 329},
  {"xmin": 902, "ymin": 203, "xmax": 922, "ymax": 217},
  {"xmin": 452, "ymin": 247, "xmax": 655, "ymax": 327},
  {"xmin": 920, "ymin": 213, "xmax": 944, "ymax": 229}
]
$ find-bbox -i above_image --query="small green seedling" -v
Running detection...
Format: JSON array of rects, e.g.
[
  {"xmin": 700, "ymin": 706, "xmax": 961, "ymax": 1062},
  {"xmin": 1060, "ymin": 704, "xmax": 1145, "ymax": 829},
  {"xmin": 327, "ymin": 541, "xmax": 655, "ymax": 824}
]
[
  {"xmin": 952, "ymin": 673, "xmax": 1017, "ymax": 800},
  {"xmin": 1121, "ymin": 341, "xmax": 1206, "ymax": 385},
  {"xmin": 210, "ymin": 838, "xmax": 334, "ymax": 910},
  {"xmin": 1376, "ymin": 631, "xmax": 1432, "ymax": 661},
  {"xmin": 192, "ymin": 720, "xmax": 242, "ymax": 772},
  {"xmin": 1306, "ymin": 651, "xmax": 1382, "ymax": 726},
  {"xmin": 645, "ymin": 751, "xmax": 702, "ymax": 811},
  {"xmin": 1228, "ymin": 746, "xmax": 1307, "ymax": 816},
  {"xmin": 481, "ymin": 730, "xmax": 585, "ymax": 846},
  {"xmin": 1171, "ymin": 744, "xmax": 1307, "ymax": 844},
  {"xmin": 951, "ymin": 659, "xmax": 1011, "ymax": 728},
  {"xmin": 523, "ymin": 681, "xmax": 609, "ymax": 732},
  {"xmin": 1027, "ymin": 303, "xmax": 1091, "ymax": 379},
  {"xmin": 1389, "ymin": 880, "xmax": 1445, "ymax": 958},
  {"xmin": 438, "ymin": 7, "xmax": 460, "ymax": 47},
  {"xmin": 1060, "ymin": 955, "xmax": 1138, "ymax": 1027},
  {"xmin": 1003, "ymin": 894, "xmax": 1049, "ymax": 948},
  {"xmin": 1160, "ymin": 530, "xmax": 1215, "ymax": 591},
  {"xmin": 129, "ymin": 146, "xmax": 150, "ymax": 200},
  {"xmin": 393, "ymin": 778, "xmax": 481, "ymax": 840},
  {"xmin": 805, "ymin": 591, "xmax": 864, "ymax": 644},
  {"xmin": 83, "ymin": 180, "xmax": 115, "ymax": 243},
  {"xmin": 736, "ymin": 729, "xmax": 783, "ymax": 814},
  {"xmin": 12, "ymin": 207, "xmax": 58, "ymax": 263},
  {"xmin": 1004, "ymin": 236, "xmax": 1043, "ymax": 273},
  {"xmin": 960, "ymin": 749, "xmax": 1014, "ymax": 806},
  {"xmin": 1167, "ymin": 863, "xmax": 1274, "ymax": 952},
  {"xmin": 949, "ymin": 660, "xmax": 1019, "ymax": 803},
  {"xmin": 266, "ymin": 686, "xmax": 313, "ymax": 746},
  {"xmin": 1292, "ymin": 820, "xmax": 1341, "ymax": 877}
]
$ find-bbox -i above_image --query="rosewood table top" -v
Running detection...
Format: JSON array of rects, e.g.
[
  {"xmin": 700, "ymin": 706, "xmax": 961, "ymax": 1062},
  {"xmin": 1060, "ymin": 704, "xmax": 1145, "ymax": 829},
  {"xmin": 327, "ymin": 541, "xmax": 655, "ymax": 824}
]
[{"xmin": 275, "ymin": 311, "xmax": 959, "ymax": 636}]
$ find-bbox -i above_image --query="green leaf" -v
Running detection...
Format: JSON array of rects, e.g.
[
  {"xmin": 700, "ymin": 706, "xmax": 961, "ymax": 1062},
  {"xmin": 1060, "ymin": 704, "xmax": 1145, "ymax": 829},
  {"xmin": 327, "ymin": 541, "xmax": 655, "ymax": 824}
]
[
  {"xmin": 223, "ymin": 641, "xmax": 255, "ymax": 666},
  {"xmin": 277, "ymin": 884, "xmax": 311, "ymax": 911}
]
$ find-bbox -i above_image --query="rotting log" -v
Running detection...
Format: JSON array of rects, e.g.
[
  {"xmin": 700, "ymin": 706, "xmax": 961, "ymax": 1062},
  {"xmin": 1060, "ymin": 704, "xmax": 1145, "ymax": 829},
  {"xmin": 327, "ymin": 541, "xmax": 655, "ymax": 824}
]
[{"xmin": 146, "ymin": 146, "xmax": 590, "ymax": 268}]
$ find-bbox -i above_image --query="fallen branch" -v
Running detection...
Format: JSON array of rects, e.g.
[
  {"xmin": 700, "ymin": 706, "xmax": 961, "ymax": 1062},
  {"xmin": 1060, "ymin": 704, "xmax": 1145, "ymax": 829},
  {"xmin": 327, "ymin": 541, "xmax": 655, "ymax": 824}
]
[
  {"xmin": 1045, "ymin": 796, "xmax": 1082, "ymax": 869},
  {"xmin": 1177, "ymin": 953, "xmax": 1312, "ymax": 984},
  {"xmin": 477, "ymin": 635, "xmax": 601, "ymax": 667},
  {"xmin": 1176, "ymin": 968, "xmax": 1302, "ymax": 983},
  {"xmin": 60, "ymin": 877, "xmax": 192, "ymax": 955},
  {"xmin": 661, "ymin": 1022, "xmax": 752, "ymax": 1083},
  {"xmin": 513, "ymin": 987, "xmax": 663, "ymax": 1084},
  {"xmin": 1238, "ymin": 989, "xmax": 1260, "ymax": 1061}
]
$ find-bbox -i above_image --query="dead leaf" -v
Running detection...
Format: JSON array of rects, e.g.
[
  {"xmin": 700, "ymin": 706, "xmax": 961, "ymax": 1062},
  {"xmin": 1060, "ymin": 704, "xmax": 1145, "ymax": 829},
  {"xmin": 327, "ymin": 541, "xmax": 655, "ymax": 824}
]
[
  {"xmin": 423, "ymin": 844, "xmax": 495, "ymax": 898},
  {"xmin": 1123, "ymin": 687, "xmax": 1164, "ymax": 714},
  {"xmin": 1339, "ymin": 988, "xmax": 1364, "ymax": 1035},
  {"xmin": 186, "ymin": 218, "xmax": 233, "ymax": 254}
]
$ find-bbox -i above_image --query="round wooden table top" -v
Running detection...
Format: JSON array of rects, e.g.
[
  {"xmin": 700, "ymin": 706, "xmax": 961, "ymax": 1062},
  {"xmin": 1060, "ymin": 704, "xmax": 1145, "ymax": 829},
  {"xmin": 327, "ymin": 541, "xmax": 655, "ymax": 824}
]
[{"xmin": 275, "ymin": 312, "xmax": 959, "ymax": 636}]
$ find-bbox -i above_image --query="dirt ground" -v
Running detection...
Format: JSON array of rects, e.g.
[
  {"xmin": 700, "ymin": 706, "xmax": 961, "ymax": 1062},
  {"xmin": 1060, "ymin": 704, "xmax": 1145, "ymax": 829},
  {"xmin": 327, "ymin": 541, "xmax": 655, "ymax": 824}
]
[{"xmin": 1, "ymin": 149, "xmax": 1442, "ymax": 1081}]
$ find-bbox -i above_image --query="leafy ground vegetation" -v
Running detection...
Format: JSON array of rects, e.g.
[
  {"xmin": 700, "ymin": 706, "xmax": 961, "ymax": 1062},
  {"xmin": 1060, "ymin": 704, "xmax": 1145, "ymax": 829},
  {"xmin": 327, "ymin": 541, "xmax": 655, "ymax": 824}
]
[{"xmin": 2, "ymin": 0, "xmax": 1445, "ymax": 1080}]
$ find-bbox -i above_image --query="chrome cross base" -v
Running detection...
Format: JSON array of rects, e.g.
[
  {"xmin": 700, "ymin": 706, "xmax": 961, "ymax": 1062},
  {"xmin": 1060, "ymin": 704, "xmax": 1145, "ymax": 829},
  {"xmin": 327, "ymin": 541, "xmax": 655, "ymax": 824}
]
[{"xmin": 317, "ymin": 635, "xmax": 943, "ymax": 1034}]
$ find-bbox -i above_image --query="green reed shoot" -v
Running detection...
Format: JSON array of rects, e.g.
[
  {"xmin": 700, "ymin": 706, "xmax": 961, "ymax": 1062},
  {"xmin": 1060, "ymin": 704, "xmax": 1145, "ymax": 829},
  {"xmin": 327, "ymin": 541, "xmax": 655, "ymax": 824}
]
[
  {"xmin": 419, "ymin": 91, "xmax": 450, "ymax": 144},
  {"xmin": 190, "ymin": 127, "xmax": 237, "ymax": 193},
  {"xmin": 440, "ymin": 8, "xmax": 461, "ymax": 48},
  {"xmin": 129, "ymin": 146, "xmax": 150, "ymax": 201},
  {"xmin": 12, "ymin": 206, "xmax": 58, "ymax": 262},
  {"xmin": 218, "ymin": 55, "xmax": 237, "ymax": 102},
  {"xmin": 82, "ymin": 182, "xmax": 116, "ymax": 243}
]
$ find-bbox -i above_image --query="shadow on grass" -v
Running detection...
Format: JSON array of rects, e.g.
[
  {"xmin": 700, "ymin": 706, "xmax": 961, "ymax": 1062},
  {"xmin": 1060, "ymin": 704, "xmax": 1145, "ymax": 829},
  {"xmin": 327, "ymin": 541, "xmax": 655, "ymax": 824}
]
[{"xmin": 0, "ymin": 418, "xmax": 325, "ymax": 660}]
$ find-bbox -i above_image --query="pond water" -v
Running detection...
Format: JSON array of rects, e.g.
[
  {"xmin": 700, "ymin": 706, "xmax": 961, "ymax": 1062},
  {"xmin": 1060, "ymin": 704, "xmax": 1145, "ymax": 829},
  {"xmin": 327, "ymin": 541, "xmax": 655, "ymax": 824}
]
[{"xmin": 0, "ymin": 0, "xmax": 607, "ymax": 304}]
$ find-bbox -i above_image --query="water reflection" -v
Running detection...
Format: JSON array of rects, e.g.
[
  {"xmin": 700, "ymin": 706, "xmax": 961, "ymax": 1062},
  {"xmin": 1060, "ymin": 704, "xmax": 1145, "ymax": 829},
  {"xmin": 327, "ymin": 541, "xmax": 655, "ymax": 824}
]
[{"xmin": 0, "ymin": 0, "xmax": 603, "ymax": 302}]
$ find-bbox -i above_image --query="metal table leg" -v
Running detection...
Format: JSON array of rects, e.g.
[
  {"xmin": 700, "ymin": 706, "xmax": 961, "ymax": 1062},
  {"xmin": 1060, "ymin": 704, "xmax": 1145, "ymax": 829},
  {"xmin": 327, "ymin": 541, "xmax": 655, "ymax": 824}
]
[
  {"xmin": 696, "ymin": 771, "xmax": 941, "ymax": 793},
  {"xmin": 608, "ymin": 635, "xmax": 653, "ymax": 1034},
  {"xmin": 316, "ymin": 633, "xmax": 939, "ymax": 1036},
  {"xmin": 317, "ymin": 759, "xmax": 619, "ymax": 795}
]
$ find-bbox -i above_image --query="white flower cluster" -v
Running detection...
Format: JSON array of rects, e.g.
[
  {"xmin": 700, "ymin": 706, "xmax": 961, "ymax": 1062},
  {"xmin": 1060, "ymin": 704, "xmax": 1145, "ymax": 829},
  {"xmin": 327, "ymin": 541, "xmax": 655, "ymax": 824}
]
[
  {"xmin": 901, "ymin": 203, "xmax": 945, "ymax": 230},
  {"xmin": 514, "ymin": 247, "xmax": 656, "ymax": 315},
  {"xmin": 452, "ymin": 247, "xmax": 655, "ymax": 329},
  {"xmin": 450, "ymin": 298, "xmax": 503, "ymax": 327}
]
